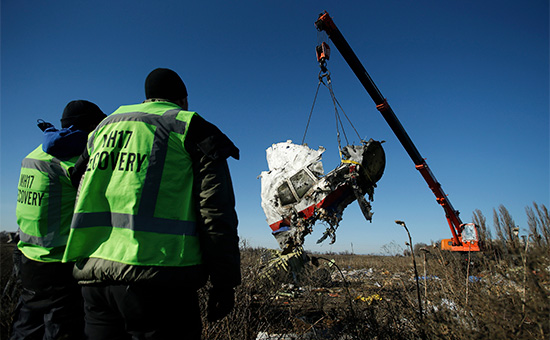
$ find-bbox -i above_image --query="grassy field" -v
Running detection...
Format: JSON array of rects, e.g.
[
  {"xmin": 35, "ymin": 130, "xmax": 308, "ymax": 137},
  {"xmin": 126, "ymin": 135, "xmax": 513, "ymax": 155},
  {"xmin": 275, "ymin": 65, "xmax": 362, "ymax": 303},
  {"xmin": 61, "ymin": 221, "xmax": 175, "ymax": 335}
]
[
  {"xmin": 1, "ymin": 204, "xmax": 548, "ymax": 339},
  {"xmin": 2, "ymin": 241, "xmax": 548, "ymax": 339},
  {"xmin": 202, "ymin": 245, "xmax": 548, "ymax": 340}
]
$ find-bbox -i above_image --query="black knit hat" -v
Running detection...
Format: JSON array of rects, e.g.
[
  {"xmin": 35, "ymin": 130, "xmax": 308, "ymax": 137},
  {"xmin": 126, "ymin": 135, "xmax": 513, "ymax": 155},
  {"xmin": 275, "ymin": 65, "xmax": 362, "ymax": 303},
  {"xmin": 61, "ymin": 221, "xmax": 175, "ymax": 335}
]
[
  {"xmin": 61, "ymin": 100, "xmax": 106, "ymax": 131},
  {"xmin": 145, "ymin": 68, "xmax": 188, "ymax": 100}
]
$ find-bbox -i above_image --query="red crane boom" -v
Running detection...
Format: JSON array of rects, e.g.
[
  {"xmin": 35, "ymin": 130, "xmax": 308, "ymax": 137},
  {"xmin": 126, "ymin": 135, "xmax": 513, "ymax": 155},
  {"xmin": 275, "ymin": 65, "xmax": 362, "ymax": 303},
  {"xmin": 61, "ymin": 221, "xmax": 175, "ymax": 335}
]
[{"xmin": 315, "ymin": 11, "xmax": 481, "ymax": 251}]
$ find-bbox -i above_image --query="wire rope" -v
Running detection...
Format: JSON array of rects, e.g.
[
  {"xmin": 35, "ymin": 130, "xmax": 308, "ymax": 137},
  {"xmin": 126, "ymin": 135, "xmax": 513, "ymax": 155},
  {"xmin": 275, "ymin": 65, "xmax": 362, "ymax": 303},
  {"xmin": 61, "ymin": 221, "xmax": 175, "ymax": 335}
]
[
  {"xmin": 301, "ymin": 76, "xmax": 323, "ymax": 145},
  {"xmin": 302, "ymin": 67, "xmax": 364, "ymax": 155}
]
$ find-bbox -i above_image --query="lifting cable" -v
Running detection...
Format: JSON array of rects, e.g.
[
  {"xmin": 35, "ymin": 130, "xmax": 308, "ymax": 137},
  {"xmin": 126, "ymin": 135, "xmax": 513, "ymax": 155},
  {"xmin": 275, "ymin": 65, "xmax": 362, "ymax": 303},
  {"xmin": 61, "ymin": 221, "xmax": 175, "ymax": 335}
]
[{"xmin": 301, "ymin": 68, "xmax": 363, "ymax": 156}]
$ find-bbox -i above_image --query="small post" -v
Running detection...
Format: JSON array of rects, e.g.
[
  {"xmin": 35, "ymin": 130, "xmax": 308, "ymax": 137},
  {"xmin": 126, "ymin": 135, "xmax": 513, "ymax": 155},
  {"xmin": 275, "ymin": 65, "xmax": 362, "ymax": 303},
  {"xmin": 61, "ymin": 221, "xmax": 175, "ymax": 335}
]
[
  {"xmin": 395, "ymin": 220, "xmax": 423, "ymax": 320},
  {"xmin": 420, "ymin": 248, "xmax": 429, "ymax": 303},
  {"xmin": 521, "ymin": 235, "xmax": 530, "ymax": 314},
  {"xmin": 465, "ymin": 245, "xmax": 471, "ymax": 306}
]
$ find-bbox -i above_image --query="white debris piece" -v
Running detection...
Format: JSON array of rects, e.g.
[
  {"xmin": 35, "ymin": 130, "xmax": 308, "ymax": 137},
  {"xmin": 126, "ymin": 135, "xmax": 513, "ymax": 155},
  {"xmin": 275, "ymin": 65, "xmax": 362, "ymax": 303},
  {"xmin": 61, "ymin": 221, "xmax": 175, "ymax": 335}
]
[
  {"xmin": 259, "ymin": 139, "xmax": 385, "ymax": 253},
  {"xmin": 260, "ymin": 141, "xmax": 325, "ymax": 228},
  {"xmin": 255, "ymin": 331, "xmax": 301, "ymax": 340}
]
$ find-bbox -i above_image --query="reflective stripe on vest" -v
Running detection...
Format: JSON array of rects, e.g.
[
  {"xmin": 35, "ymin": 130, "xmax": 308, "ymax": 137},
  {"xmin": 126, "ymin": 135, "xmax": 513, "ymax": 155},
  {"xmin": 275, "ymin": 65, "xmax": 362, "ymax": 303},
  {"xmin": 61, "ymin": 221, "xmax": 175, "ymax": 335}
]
[
  {"xmin": 64, "ymin": 102, "xmax": 201, "ymax": 267},
  {"xmin": 17, "ymin": 147, "xmax": 75, "ymax": 250},
  {"xmin": 72, "ymin": 108, "xmax": 196, "ymax": 235},
  {"xmin": 71, "ymin": 212, "xmax": 197, "ymax": 236}
]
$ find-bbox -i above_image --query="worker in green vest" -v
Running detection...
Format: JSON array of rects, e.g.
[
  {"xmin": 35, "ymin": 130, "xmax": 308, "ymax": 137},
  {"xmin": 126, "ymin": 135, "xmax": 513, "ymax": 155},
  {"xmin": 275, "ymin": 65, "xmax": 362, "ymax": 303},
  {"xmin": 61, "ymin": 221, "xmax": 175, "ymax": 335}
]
[
  {"xmin": 11, "ymin": 100, "xmax": 106, "ymax": 340},
  {"xmin": 63, "ymin": 68, "xmax": 241, "ymax": 339}
]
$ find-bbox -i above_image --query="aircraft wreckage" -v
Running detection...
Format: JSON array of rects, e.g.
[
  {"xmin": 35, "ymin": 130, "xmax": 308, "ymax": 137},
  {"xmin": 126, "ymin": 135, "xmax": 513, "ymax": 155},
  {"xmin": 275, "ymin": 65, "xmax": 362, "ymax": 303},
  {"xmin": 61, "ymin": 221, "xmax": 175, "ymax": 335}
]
[{"xmin": 260, "ymin": 139, "xmax": 385, "ymax": 253}]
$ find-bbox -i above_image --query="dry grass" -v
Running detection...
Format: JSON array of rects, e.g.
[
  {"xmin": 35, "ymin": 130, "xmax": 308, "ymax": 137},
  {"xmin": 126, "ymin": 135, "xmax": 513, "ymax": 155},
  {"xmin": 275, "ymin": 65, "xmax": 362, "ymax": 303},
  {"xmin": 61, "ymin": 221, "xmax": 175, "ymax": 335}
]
[
  {"xmin": 0, "ymin": 242, "xmax": 19, "ymax": 340},
  {"xmin": 1, "ymin": 243, "xmax": 548, "ymax": 339},
  {"xmin": 1, "ymin": 203, "xmax": 549, "ymax": 339},
  {"xmin": 196, "ymin": 244, "xmax": 548, "ymax": 340}
]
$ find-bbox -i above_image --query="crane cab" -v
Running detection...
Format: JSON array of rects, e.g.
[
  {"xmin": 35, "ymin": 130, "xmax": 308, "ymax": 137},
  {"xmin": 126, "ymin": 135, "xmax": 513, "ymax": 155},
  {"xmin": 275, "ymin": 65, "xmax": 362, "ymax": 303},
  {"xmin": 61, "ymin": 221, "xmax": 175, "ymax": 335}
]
[{"xmin": 441, "ymin": 223, "xmax": 481, "ymax": 251}]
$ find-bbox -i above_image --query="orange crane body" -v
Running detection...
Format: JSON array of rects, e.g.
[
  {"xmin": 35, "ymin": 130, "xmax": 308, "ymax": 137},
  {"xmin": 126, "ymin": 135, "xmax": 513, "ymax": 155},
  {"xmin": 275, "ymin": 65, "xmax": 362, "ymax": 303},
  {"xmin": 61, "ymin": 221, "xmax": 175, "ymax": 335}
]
[{"xmin": 315, "ymin": 11, "xmax": 481, "ymax": 251}]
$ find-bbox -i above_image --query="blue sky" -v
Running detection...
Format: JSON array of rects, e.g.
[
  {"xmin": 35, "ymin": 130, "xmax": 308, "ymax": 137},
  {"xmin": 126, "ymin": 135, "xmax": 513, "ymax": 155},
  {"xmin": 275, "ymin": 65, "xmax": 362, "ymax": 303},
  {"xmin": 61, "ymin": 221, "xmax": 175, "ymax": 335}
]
[{"xmin": 1, "ymin": 1, "xmax": 548, "ymax": 254}]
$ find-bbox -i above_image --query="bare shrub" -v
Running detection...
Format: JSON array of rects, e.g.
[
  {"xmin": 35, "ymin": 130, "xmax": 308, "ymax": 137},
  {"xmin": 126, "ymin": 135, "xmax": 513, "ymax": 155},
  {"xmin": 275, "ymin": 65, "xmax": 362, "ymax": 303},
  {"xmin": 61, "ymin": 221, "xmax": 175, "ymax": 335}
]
[
  {"xmin": 526, "ymin": 202, "xmax": 550, "ymax": 249},
  {"xmin": 472, "ymin": 208, "xmax": 491, "ymax": 247},
  {"xmin": 493, "ymin": 205, "xmax": 521, "ymax": 254}
]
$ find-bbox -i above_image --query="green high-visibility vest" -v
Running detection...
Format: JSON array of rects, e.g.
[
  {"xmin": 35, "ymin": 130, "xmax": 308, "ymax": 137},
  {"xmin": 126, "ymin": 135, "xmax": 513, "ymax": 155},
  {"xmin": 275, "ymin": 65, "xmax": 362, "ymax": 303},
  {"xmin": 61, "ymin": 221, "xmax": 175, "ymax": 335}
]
[
  {"xmin": 63, "ymin": 101, "xmax": 202, "ymax": 267},
  {"xmin": 16, "ymin": 146, "xmax": 78, "ymax": 262}
]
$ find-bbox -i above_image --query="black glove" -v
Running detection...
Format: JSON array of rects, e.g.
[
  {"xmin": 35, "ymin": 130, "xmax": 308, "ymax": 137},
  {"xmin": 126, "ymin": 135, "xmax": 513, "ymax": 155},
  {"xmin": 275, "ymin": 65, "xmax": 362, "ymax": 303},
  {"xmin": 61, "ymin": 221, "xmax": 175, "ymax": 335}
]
[{"xmin": 207, "ymin": 286, "xmax": 235, "ymax": 322}]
